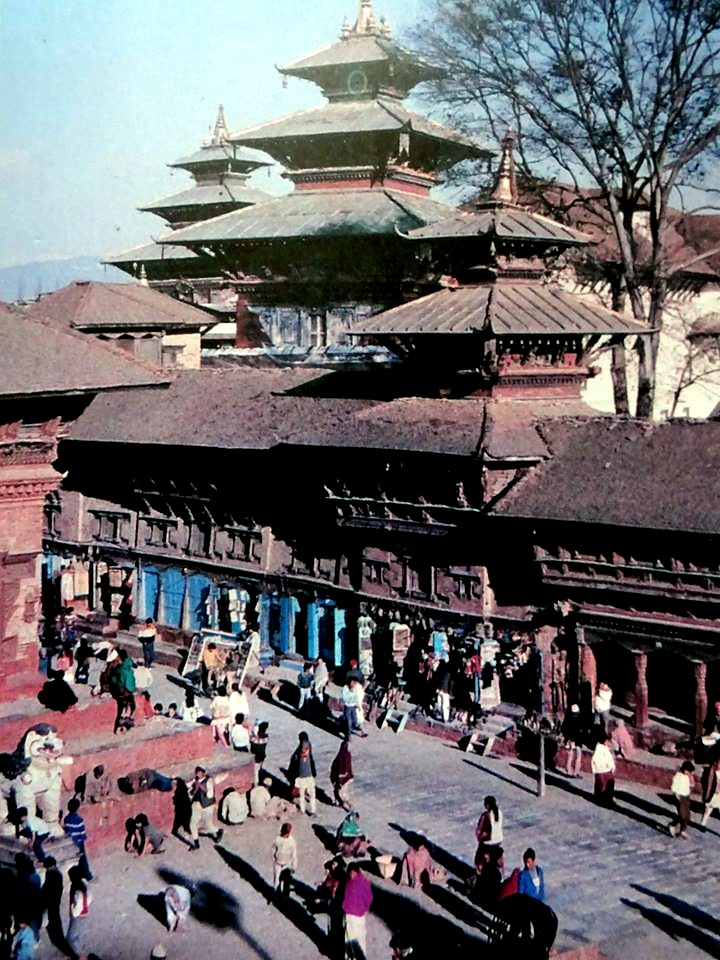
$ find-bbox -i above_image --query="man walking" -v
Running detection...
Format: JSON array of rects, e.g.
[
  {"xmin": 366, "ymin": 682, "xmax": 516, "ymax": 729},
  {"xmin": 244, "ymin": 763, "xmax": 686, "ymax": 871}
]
[
  {"xmin": 188, "ymin": 766, "xmax": 223, "ymax": 849},
  {"xmin": 138, "ymin": 618, "xmax": 157, "ymax": 668},
  {"xmin": 288, "ymin": 733, "xmax": 317, "ymax": 816},
  {"xmin": 63, "ymin": 797, "xmax": 93, "ymax": 880},
  {"xmin": 343, "ymin": 863, "xmax": 373, "ymax": 959},
  {"xmin": 41, "ymin": 858, "xmax": 78, "ymax": 960},
  {"xmin": 700, "ymin": 757, "xmax": 720, "ymax": 828},
  {"xmin": 668, "ymin": 760, "xmax": 695, "ymax": 839}
]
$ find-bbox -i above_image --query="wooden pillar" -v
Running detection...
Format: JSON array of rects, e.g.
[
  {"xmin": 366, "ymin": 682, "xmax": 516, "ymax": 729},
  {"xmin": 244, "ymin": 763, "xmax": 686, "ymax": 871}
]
[
  {"xmin": 633, "ymin": 650, "xmax": 649, "ymax": 729},
  {"xmin": 578, "ymin": 627, "xmax": 596, "ymax": 722},
  {"xmin": 694, "ymin": 660, "xmax": 708, "ymax": 738},
  {"xmin": 534, "ymin": 625, "xmax": 555, "ymax": 716}
]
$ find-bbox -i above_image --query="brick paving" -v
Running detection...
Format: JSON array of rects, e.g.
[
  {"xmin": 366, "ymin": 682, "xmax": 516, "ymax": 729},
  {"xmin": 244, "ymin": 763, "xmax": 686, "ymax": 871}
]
[{"xmin": 27, "ymin": 671, "xmax": 720, "ymax": 960}]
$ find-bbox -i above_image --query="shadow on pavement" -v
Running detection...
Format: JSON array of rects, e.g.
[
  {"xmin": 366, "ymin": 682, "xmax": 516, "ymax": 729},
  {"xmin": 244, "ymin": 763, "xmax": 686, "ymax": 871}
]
[
  {"xmin": 136, "ymin": 892, "xmax": 167, "ymax": 929},
  {"xmin": 423, "ymin": 880, "xmax": 493, "ymax": 935},
  {"xmin": 510, "ymin": 765, "xmax": 669, "ymax": 833},
  {"xmin": 215, "ymin": 844, "xmax": 330, "ymax": 955},
  {"xmin": 631, "ymin": 885, "xmax": 720, "ymax": 937},
  {"xmin": 621, "ymin": 898, "xmax": 720, "ymax": 958},
  {"xmin": 158, "ymin": 866, "xmax": 240, "ymax": 931},
  {"xmin": 369, "ymin": 879, "xmax": 487, "ymax": 954},
  {"xmin": 462, "ymin": 758, "xmax": 537, "ymax": 796},
  {"xmin": 388, "ymin": 823, "xmax": 474, "ymax": 880}
]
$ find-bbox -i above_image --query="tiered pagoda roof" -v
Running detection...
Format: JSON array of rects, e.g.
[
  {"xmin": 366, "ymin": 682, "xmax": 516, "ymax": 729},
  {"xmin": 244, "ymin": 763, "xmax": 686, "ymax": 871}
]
[{"xmin": 159, "ymin": 1, "xmax": 487, "ymax": 259}]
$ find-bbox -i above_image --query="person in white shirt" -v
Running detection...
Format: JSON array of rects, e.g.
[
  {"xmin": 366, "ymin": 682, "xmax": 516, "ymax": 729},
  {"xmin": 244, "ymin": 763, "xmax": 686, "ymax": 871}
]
[
  {"xmin": 271, "ymin": 822, "xmax": 298, "ymax": 897},
  {"xmin": 669, "ymin": 760, "xmax": 695, "ymax": 838},
  {"xmin": 594, "ymin": 682, "xmax": 613, "ymax": 729},
  {"xmin": 591, "ymin": 735, "xmax": 616, "ymax": 807},
  {"xmin": 228, "ymin": 683, "xmax": 250, "ymax": 722},
  {"xmin": 313, "ymin": 658, "xmax": 329, "ymax": 700},
  {"xmin": 342, "ymin": 679, "xmax": 366, "ymax": 737},
  {"xmin": 230, "ymin": 714, "xmax": 250, "ymax": 751},
  {"xmin": 218, "ymin": 787, "xmax": 248, "ymax": 825}
]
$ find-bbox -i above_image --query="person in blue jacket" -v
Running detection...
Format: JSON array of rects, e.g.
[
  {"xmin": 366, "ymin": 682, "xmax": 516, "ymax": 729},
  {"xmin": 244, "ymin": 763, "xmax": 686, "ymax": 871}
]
[{"xmin": 518, "ymin": 847, "xmax": 546, "ymax": 902}]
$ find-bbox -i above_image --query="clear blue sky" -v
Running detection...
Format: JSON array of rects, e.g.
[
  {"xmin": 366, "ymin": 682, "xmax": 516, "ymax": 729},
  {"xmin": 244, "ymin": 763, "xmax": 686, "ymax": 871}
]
[{"xmin": 0, "ymin": 0, "xmax": 432, "ymax": 268}]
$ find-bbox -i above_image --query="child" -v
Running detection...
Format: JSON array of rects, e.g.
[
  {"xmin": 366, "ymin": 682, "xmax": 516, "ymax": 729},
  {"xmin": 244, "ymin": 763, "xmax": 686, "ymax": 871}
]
[
  {"xmin": 138, "ymin": 691, "xmax": 155, "ymax": 721},
  {"xmin": 669, "ymin": 760, "xmax": 695, "ymax": 839},
  {"xmin": 272, "ymin": 823, "xmax": 297, "ymax": 897},
  {"xmin": 230, "ymin": 713, "xmax": 250, "ymax": 751}
]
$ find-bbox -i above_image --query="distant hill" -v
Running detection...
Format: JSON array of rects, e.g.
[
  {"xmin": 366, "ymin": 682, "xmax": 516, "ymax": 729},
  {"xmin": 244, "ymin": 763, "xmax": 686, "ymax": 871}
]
[{"xmin": 0, "ymin": 256, "xmax": 132, "ymax": 303}]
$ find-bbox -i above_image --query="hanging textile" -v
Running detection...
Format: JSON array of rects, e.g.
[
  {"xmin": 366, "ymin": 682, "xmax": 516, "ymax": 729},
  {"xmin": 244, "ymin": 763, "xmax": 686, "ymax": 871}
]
[
  {"xmin": 108, "ymin": 567, "xmax": 123, "ymax": 589},
  {"xmin": 279, "ymin": 594, "xmax": 301, "ymax": 653},
  {"xmin": 73, "ymin": 561, "xmax": 90, "ymax": 598}
]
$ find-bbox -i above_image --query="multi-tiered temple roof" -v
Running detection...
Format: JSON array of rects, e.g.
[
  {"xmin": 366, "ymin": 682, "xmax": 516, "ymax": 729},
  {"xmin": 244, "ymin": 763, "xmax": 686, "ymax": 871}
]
[{"xmin": 161, "ymin": 0, "xmax": 488, "ymax": 272}]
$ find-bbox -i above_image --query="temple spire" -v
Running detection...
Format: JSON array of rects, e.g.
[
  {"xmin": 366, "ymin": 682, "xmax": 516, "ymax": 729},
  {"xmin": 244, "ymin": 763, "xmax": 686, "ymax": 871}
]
[
  {"xmin": 354, "ymin": 0, "xmax": 377, "ymax": 35},
  {"xmin": 491, "ymin": 130, "xmax": 518, "ymax": 205},
  {"xmin": 212, "ymin": 105, "xmax": 229, "ymax": 145}
]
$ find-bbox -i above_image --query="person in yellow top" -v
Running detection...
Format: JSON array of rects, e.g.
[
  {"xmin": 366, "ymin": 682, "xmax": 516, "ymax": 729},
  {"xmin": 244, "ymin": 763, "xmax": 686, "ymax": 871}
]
[{"xmin": 200, "ymin": 642, "xmax": 227, "ymax": 696}]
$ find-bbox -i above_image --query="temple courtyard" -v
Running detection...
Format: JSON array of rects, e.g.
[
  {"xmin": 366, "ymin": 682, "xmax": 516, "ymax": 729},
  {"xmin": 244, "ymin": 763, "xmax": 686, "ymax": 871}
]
[{"xmin": 27, "ymin": 671, "xmax": 720, "ymax": 960}]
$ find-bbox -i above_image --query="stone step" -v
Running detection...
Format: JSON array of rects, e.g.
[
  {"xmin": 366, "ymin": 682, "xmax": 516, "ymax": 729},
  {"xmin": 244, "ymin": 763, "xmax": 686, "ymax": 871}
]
[
  {"xmin": 0, "ymin": 696, "xmax": 117, "ymax": 749},
  {"xmin": 0, "ymin": 831, "xmax": 78, "ymax": 871}
]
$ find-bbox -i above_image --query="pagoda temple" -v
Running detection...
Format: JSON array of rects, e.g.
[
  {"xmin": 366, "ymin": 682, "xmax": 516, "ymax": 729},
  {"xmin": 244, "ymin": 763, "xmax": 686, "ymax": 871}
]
[
  {"xmin": 155, "ymin": 0, "xmax": 489, "ymax": 352},
  {"xmin": 353, "ymin": 132, "xmax": 647, "ymax": 400},
  {"xmin": 104, "ymin": 106, "xmax": 271, "ymax": 291}
]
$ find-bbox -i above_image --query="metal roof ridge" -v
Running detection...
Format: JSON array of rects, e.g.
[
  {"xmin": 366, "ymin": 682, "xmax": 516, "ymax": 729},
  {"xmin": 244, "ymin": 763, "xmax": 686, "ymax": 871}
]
[{"xmin": 229, "ymin": 101, "xmax": 328, "ymax": 140}]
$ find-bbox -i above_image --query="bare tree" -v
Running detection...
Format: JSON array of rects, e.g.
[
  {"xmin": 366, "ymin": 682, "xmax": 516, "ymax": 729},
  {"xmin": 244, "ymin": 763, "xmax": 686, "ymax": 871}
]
[{"xmin": 410, "ymin": 0, "xmax": 720, "ymax": 416}]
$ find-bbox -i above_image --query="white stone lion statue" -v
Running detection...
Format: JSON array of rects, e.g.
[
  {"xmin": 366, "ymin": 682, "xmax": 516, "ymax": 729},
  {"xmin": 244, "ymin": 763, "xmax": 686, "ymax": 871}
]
[{"xmin": 0, "ymin": 723, "xmax": 73, "ymax": 835}]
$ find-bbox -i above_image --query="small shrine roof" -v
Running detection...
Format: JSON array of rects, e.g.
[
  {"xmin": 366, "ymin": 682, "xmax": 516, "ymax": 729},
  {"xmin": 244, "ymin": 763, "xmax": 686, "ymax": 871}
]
[
  {"xmin": 26, "ymin": 281, "xmax": 210, "ymax": 332},
  {"xmin": 230, "ymin": 98, "xmax": 485, "ymax": 154},
  {"xmin": 0, "ymin": 305, "xmax": 166, "ymax": 398},
  {"xmin": 169, "ymin": 143, "xmax": 271, "ymax": 170},
  {"xmin": 103, "ymin": 240, "xmax": 198, "ymax": 266},
  {"xmin": 405, "ymin": 206, "xmax": 591, "ymax": 245},
  {"xmin": 494, "ymin": 418, "xmax": 720, "ymax": 535},
  {"xmin": 68, "ymin": 366, "xmax": 596, "ymax": 459},
  {"xmin": 161, "ymin": 188, "xmax": 456, "ymax": 245},
  {"xmin": 280, "ymin": 34, "xmax": 442, "ymax": 83},
  {"xmin": 352, "ymin": 282, "xmax": 649, "ymax": 337},
  {"xmin": 140, "ymin": 181, "xmax": 271, "ymax": 214}
]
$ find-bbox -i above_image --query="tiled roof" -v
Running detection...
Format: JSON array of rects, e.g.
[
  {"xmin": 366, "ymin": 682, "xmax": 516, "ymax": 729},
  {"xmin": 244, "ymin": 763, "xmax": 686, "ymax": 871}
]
[
  {"xmin": 140, "ymin": 181, "xmax": 270, "ymax": 214},
  {"xmin": 68, "ymin": 367, "xmax": 596, "ymax": 460},
  {"xmin": 230, "ymin": 98, "xmax": 485, "ymax": 153},
  {"xmin": 0, "ymin": 308, "xmax": 166, "ymax": 398},
  {"xmin": 103, "ymin": 240, "xmax": 198, "ymax": 265},
  {"xmin": 280, "ymin": 35, "xmax": 442, "ymax": 82},
  {"xmin": 494, "ymin": 418, "xmax": 720, "ymax": 534},
  {"xmin": 352, "ymin": 282, "xmax": 649, "ymax": 336},
  {"xmin": 405, "ymin": 205, "xmax": 591, "ymax": 246},
  {"xmin": 26, "ymin": 282, "xmax": 210, "ymax": 331},
  {"xmin": 169, "ymin": 144, "xmax": 270, "ymax": 169},
  {"xmin": 161, "ymin": 188, "xmax": 456, "ymax": 245}
]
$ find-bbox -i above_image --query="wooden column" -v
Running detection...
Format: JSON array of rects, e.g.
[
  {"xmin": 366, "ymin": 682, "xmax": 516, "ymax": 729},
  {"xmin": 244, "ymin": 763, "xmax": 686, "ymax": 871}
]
[
  {"xmin": 694, "ymin": 660, "xmax": 708, "ymax": 738},
  {"xmin": 534, "ymin": 625, "xmax": 556, "ymax": 716},
  {"xmin": 577, "ymin": 627, "xmax": 596, "ymax": 722},
  {"xmin": 633, "ymin": 650, "xmax": 649, "ymax": 729}
]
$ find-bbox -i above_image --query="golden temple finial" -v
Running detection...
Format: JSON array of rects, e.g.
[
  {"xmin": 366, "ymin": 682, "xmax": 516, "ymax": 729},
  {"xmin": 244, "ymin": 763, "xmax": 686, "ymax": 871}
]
[
  {"xmin": 138, "ymin": 264, "xmax": 149, "ymax": 287},
  {"xmin": 212, "ymin": 104, "xmax": 229, "ymax": 144},
  {"xmin": 340, "ymin": 15, "xmax": 351, "ymax": 39},
  {"xmin": 491, "ymin": 129, "xmax": 518, "ymax": 204},
  {"xmin": 380, "ymin": 14, "xmax": 392, "ymax": 38}
]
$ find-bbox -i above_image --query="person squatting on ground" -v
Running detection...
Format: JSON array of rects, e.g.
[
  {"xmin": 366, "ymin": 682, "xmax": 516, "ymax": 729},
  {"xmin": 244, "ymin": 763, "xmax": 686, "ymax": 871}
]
[
  {"xmin": 668, "ymin": 760, "xmax": 695, "ymax": 839},
  {"xmin": 272, "ymin": 822, "xmax": 298, "ymax": 898},
  {"xmin": 188, "ymin": 766, "xmax": 223, "ymax": 848},
  {"xmin": 331, "ymin": 740, "xmax": 354, "ymax": 810},
  {"xmin": 164, "ymin": 884, "xmax": 192, "ymax": 933},
  {"xmin": 288, "ymin": 732, "xmax": 318, "ymax": 816},
  {"xmin": 218, "ymin": 786, "xmax": 248, "ymax": 825},
  {"xmin": 403, "ymin": 837, "xmax": 431, "ymax": 889},
  {"xmin": 336, "ymin": 811, "xmax": 369, "ymax": 859},
  {"xmin": 249, "ymin": 777, "xmax": 294, "ymax": 820}
]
